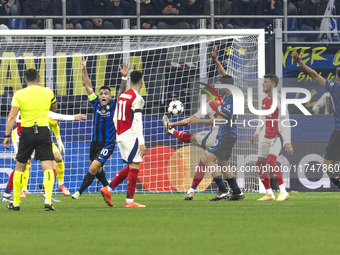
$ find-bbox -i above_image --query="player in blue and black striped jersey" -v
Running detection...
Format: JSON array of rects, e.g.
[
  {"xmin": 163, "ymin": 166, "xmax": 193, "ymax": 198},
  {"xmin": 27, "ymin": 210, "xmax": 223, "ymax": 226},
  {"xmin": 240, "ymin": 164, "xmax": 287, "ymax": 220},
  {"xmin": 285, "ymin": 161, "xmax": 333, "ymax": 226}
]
[
  {"xmin": 292, "ymin": 51, "xmax": 340, "ymax": 190},
  {"xmin": 72, "ymin": 57, "xmax": 129, "ymax": 200},
  {"xmin": 189, "ymin": 75, "xmax": 244, "ymax": 201}
]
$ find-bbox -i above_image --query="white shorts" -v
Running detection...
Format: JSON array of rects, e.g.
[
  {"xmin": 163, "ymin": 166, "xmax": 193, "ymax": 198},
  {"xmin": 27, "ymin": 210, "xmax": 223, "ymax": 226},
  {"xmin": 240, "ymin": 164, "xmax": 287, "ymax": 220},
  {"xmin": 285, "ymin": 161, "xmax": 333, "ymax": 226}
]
[
  {"xmin": 195, "ymin": 130, "xmax": 218, "ymax": 150},
  {"xmin": 117, "ymin": 138, "xmax": 143, "ymax": 164},
  {"xmin": 258, "ymin": 137, "xmax": 282, "ymax": 158}
]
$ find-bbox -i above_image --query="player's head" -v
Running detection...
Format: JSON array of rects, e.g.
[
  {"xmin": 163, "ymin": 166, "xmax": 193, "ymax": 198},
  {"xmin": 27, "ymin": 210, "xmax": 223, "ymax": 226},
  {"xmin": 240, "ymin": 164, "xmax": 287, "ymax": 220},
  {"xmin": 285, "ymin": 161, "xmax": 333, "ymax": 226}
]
[
  {"xmin": 130, "ymin": 70, "xmax": 143, "ymax": 90},
  {"xmin": 263, "ymin": 74, "xmax": 279, "ymax": 93},
  {"xmin": 218, "ymin": 75, "xmax": 234, "ymax": 97},
  {"xmin": 99, "ymin": 86, "xmax": 112, "ymax": 106},
  {"xmin": 24, "ymin": 69, "xmax": 40, "ymax": 84},
  {"xmin": 336, "ymin": 68, "xmax": 340, "ymax": 80}
]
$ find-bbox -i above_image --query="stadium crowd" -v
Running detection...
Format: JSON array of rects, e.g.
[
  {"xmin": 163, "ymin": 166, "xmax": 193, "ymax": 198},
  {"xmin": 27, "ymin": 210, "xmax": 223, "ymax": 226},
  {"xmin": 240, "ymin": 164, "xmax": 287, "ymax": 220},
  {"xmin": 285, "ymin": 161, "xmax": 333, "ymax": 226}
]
[{"xmin": 0, "ymin": 0, "xmax": 339, "ymax": 40}]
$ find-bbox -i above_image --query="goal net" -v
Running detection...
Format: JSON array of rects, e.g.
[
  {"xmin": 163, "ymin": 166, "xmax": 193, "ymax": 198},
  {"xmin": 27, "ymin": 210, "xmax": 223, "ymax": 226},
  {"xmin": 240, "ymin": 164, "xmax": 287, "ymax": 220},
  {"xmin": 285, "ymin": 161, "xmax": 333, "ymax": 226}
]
[{"xmin": 0, "ymin": 30, "xmax": 265, "ymax": 194}]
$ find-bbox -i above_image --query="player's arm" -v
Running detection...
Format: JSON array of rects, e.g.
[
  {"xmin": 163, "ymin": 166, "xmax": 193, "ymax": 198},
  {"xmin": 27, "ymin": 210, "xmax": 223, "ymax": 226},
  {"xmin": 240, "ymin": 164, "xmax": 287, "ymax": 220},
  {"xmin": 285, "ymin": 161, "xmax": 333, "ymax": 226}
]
[
  {"xmin": 3, "ymin": 106, "xmax": 20, "ymax": 149},
  {"xmin": 251, "ymin": 114, "xmax": 265, "ymax": 144},
  {"xmin": 49, "ymin": 111, "xmax": 86, "ymax": 121},
  {"xmin": 291, "ymin": 51, "xmax": 326, "ymax": 87},
  {"xmin": 117, "ymin": 62, "xmax": 129, "ymax": 98},
  {"xmin": 278, "ymin": 103, "xmax": 294, "ymax": 156},
  {"xmin": 211, "ymin": 45, "xmax": 227, "ymax": 77},
  {"xmin": 80, "ymin": 56, "xmax": 95, "ymax": 95}
]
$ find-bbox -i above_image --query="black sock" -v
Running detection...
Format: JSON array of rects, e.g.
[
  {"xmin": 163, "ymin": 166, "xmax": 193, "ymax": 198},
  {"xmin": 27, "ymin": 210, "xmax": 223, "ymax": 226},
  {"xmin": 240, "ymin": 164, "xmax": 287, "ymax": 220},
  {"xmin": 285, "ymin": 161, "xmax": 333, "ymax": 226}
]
[
  {"xmin": 96, "ymin": 170, "xmax": 108, "ymax": 187},
  {"xmin": 213, "ymin": 176, "xmax": 228, "ymax": 193},
  {"xmin": 78, "ymin": 172, "xmax": 96, "ymax": 194},
  {"xmin": 327, "ymin": 172, "xmax": 340, "ymax": 189},
  {"xmin": 226, "ymin": 178, "xmax": 241, "ymax": 194}
]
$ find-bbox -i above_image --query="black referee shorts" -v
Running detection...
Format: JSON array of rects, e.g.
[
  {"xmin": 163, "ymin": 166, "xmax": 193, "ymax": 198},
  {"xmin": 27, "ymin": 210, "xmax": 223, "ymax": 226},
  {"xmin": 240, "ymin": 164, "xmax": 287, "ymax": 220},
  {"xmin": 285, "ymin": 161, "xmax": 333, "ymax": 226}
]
[
  {"xmin": 324, "ymin": 130, "xmax": 340, "ymax": 161},
  {"xmin": 16, "ymin": 127, "xmax": 54, "ymax": 163}
]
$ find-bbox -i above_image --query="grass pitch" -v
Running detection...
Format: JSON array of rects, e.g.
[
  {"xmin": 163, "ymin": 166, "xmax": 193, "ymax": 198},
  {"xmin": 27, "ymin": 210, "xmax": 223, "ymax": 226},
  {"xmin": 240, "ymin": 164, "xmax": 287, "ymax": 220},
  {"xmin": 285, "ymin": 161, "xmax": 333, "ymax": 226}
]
[{"xmin": 1, "ymin": 192, "xmax": 340, "ymax": 255}]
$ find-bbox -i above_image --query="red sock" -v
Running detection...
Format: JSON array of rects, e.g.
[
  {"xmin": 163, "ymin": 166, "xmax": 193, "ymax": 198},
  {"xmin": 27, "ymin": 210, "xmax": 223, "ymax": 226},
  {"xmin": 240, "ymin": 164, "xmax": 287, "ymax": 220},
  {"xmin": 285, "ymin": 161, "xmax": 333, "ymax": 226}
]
[
  {"xmin": 257, "ymin": 160, "xmax": 271, "ymax": 189},
  {"xmin": 5, "ymin": 170, "xmax": 15, "ymax": 194},
  {"xmin": 126, "ymin": 168, "xmax": 139, "ymax": 200},
  {"xmin": 110, "ymin": 166, "xmax": 130, "ymax": 189},
  {"xmin": 173, "ymin": 130, "xmax": 191, "ymax": 143},
  {"xmin": 53, "ymin": 169, "xmax": 57, "ymax": 179},
  {"xmin": 267, "ymin": 155, "xmax": 283, "ymax": 185},
  {"xmin": 190, "ymin": 160, "xmax": 206, "ymax": 190}
]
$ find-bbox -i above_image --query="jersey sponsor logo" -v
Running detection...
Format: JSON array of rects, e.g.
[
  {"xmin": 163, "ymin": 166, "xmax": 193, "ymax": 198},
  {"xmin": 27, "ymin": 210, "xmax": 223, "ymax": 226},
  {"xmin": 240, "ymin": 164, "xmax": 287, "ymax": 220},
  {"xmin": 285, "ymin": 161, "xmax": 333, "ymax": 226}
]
[
  {"xmin": 96, "ymin": 109, "xmax": 111, "ymax": 117},
  {"xmin": 121, "ymin": 94, "xmax": 133, "ymax": 99}
]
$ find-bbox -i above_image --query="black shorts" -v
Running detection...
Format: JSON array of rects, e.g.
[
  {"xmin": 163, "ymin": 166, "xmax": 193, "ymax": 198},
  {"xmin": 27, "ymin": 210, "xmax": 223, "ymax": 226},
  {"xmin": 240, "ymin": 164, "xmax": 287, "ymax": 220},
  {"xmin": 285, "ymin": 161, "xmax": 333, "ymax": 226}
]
[
  {"xmin": 324, "ymin": 130, "xmax": 340, "ymax": 161},
  {"xmin": 90, "ymin": 141, "xmax": 115, "ymax": 166},
  {"xmin": 16, "ymin": 127, "xmax": 54, "ymax": 163},
  {"xmin": 209, "ymin": 135, "xmax": 237, "ymax": 160}
]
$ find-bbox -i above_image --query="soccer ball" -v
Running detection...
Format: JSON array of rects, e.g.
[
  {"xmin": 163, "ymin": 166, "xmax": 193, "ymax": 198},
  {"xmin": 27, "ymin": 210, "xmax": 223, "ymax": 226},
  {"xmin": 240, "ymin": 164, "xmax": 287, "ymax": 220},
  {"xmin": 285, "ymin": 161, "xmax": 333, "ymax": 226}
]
[{"xmin": 168, "ymin": 100, "xmax": 184, "ymax": 116}]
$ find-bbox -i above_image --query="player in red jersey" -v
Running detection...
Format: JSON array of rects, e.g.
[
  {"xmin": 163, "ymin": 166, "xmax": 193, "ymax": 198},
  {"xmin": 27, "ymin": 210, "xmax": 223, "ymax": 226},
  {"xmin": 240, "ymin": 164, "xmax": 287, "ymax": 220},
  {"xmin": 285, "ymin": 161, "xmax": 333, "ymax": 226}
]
[
  {"xmin": 251, "ymin": 74, "xmax": 294, "ymax": 201},
  {"xmin": 100, "ymin": 70, "xmax": 146, "ymax": 208}
]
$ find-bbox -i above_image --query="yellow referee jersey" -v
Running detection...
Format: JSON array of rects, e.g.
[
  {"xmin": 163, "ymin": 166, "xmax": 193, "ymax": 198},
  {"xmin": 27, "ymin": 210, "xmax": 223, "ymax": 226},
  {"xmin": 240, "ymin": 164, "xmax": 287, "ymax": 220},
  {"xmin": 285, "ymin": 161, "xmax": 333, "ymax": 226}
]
[{"xmin": 11, "ymin": 85, "xmax": 56, "ymax": 127}]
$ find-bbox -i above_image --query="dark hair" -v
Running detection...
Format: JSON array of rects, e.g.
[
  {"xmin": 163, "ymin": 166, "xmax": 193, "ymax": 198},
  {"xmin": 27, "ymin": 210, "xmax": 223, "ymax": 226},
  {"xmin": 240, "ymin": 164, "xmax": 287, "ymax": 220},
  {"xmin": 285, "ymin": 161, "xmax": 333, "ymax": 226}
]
[
  {"xmin": 219, "ymin": 75, "xmax": 234, "ymax": 85},
  {"xmin": 25, "ymin": 69, "xmax": 39, "ymax": 82},
  {"xmin": 99, "ymin": 85, "xmax": 111, "ymax": 92},
  {"xmin": 336, "ymin": 68, "xmax": 340, "ymax": 79},
  {"xmin": 130, "ymin": 70, "xmax": 143, "ymax": 85},
  {"xmin": 264, "ymin": 73, "xmax": 279, "ymax": 87}
]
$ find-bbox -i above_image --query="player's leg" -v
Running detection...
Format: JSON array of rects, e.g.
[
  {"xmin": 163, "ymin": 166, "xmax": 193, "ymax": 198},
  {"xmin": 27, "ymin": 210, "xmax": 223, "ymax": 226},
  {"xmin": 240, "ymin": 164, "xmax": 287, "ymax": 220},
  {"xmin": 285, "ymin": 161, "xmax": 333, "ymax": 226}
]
[
  {"xmin": 323, "ymin": 130, "xmax": 340, "ymax": 189},
  {"xmin": 124, "ymin": 161, "xmax": 145, "ymax": 207},
  {"xmin": 267, "ymin": 138, "xmax": 289, "ymax": 201},
  {"xmin": 207, "ymin": 156, "xmax": 230, "ymax": 201},
  {"xmin": 162, "ymin": 115, "xmax": 192, "ymax": 143},
  {"xmin": 53, "ymin": 143, "xmax": 70, "ymax": 196},
  {"xmin": 257, "ymin": 138, "xmax": 275, "ymax": 200},
  {"xmin": 1, "ymin": 170, "xmax": 14, "ymax": 202}
]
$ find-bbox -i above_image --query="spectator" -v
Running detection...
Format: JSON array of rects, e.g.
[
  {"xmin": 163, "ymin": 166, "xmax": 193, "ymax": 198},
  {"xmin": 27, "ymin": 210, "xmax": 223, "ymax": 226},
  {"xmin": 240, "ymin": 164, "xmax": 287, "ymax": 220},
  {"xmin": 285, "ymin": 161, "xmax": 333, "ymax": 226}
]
[
  {"xmin": 81, "ymin": 0, "xmax": 114, "ymax": 29},
  {"xmin": 129, "ymin": 0, "xmax": 157, "ymax": 29},
  {"xmin": 231, "ymin": 0, "xmax": 258, "ymax": 29},
  {"xmin": 53, "ymin": 0, "xmax": 82, "ymax": 29},
  {"xmin": 4, "ymin": 0, "xmax": 21, "ymax": 16},
  {"xmin": 155, "ymin": 0, "xmax": 190, "ymax": 29},
  {"xmin": 108, "ymin": 0, "xmax": 130, "ymax": 29},
  {"xmin": 203, "ymin": 0, "xmax": 233, "ymax": 29},
  {"xmin": 301, "ymin": 0, "xmax": 327, "ymax": 41},
  {"xmin": 0, "ymin": 2, "xmax": 13, "ymax": 42},
  {"xmin": 256, "ymin": 0, "xmax": 283, "ymax": 28},
  {"xmin": 23, "ymin": 0, "xmax": 53, "ymax": 29},
  {"xmin": 186, "ymin": 0, "xmax": 205, "ymax": 29}
]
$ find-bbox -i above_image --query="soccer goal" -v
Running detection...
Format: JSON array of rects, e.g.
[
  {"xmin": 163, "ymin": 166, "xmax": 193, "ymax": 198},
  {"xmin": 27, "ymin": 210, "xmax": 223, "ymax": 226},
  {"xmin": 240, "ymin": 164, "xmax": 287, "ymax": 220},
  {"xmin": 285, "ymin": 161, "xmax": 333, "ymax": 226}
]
[{"xmin": 0, "ymin": 29, "xmax": 265, "ymax": 194}]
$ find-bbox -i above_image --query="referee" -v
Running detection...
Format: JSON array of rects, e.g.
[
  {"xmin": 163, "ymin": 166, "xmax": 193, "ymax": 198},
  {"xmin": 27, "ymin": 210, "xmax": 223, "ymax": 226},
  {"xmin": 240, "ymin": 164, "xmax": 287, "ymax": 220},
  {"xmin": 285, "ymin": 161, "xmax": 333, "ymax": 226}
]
[{"xmin": 3, "ymin": 69, "xmax": 58, "ymax": 211}]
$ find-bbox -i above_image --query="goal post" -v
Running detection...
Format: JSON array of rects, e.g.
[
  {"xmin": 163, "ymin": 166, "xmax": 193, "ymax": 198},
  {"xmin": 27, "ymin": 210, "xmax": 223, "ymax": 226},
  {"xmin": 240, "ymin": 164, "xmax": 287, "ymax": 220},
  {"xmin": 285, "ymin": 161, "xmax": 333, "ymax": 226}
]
[{"xmin": 0, "ymin": 29, "xmax": 265, "ymax": 194}]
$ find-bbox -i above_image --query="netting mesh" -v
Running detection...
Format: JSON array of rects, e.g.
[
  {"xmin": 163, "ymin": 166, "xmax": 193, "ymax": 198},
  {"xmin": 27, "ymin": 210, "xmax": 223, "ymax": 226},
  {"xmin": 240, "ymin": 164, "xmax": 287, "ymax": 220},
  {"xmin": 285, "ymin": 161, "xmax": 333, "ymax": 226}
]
[{"xmin": 0, "ymin": 32, "xmax": 262, "ymax": 194}]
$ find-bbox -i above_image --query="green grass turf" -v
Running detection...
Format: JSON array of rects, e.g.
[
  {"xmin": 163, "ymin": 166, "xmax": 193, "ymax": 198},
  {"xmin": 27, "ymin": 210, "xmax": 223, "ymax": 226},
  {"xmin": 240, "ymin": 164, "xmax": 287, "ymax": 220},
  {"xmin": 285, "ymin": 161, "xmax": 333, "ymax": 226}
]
[{"xmin": 1, "ymin": 192, "xmax": 340, "ymax": 255}]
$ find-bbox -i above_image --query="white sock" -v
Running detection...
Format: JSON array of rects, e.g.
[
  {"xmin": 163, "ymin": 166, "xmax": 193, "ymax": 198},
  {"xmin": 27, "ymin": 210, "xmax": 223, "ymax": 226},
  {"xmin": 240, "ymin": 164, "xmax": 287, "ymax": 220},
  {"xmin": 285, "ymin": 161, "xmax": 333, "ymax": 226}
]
[
  {"xmin": 59, "ymin": 182, "xmax": 64, "ymax": 186},
  {"xmin": 3, "ymin": 193, "xmax": 11, "ymax": 197},
  {"xmin": 169, "ymin": 128, "xmax": 174, "ymax": 135},
  {"xmin": 279, "ymin": 184, "xmax": 286, "ymax": 193},
  {"xmin": 126, "ymin": 198, "xmax": 133, "ymax": 203},
  {"xmin": 187, "ymin": 188, "xmax": 195, "ymax": 195},
  {"xmin": 107, "ymin": 186, "xmax": 112, "ymax": 193},
  {"xmin": 266, "ymin": 188, "xmax": 274, "ymax": 197}
]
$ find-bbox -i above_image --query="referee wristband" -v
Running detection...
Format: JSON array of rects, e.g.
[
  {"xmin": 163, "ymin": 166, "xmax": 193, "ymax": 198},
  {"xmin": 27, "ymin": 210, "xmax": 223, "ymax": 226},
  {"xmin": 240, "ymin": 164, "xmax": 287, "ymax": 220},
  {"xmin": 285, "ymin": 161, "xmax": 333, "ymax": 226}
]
[
  {"xmin": 122, "ymin": 76, "xmax": 127, "ymax": 81},
  {"xmin": 4, "ymin": 135, "xmax": 10, "ymax": 138}
]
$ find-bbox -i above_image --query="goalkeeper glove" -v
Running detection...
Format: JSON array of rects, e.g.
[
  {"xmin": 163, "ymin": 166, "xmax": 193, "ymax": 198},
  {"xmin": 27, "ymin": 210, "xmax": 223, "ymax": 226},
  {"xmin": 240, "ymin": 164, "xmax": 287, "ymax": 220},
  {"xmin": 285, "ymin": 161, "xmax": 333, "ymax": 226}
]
[{"xmin": 56, "ymin": 135, "xmax": 65, "ymax": 154}]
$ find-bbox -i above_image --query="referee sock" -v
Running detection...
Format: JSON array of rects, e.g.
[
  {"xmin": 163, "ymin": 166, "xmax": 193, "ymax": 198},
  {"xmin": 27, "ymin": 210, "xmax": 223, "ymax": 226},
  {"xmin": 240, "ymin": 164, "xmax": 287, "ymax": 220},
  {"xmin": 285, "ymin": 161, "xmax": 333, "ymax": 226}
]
[
  {"xmin": 110, "ymin": 166, "xmax": 129, "ymax": 189},
  {"xmin": 57, "ymin": 161, "xmax": 65, "ymax": 185},
  {"xmin": 43, "ymin": 170, "xmax": 55, "ymax": 205},
  {"xmin": 5, "ymin": 170, "xmax": 15, "ymax": 194},
  {"xmin": 78, "ymin": 172, "xmax": 96, "ymax": 194},
  {"xmin": 126, "ymin": 168, "xmax": 139, "ymax": 201},
  {"xmin": 96, "ymin": 169, "xmax": 109, "ymax": 187},
  {"xmin": 190, "ymin": 160, "xmax": 206, "ymax": 191},
  {"xmin": 22, "ymin": 165, "xmax": 31, "ymax": 191},
  {"xmin": 13, "ymin": 171, "xmax": 24, "ymax": 206},
  {"xmin": 173, "ymin": 130, "xmax": 192, "ymax": 143},
  {"xmin": 213, "ymin": 176, "xmax": 228, "ymax": 193},
  {"xmin": 226, "ymin": 177, "xmax": 241, "ymax": 195}
]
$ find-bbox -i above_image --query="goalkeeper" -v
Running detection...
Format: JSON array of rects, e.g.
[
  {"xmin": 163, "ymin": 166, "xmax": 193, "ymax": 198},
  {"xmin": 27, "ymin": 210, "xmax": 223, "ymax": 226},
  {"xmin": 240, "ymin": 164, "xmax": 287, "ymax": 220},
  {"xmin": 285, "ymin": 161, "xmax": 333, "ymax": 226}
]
[{"xmin": 1, "ymin": 111, "xmax": 86, "ymax": 202}]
